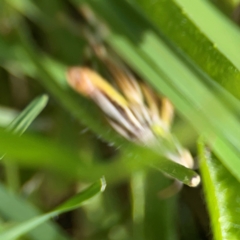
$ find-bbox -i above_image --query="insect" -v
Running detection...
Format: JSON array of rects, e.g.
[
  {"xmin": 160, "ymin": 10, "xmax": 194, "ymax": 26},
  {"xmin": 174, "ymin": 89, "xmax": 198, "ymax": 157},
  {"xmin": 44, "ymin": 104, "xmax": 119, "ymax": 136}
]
[{"xmin": 66, "ymin": 47, "xmax": 194, "ymax": 171}]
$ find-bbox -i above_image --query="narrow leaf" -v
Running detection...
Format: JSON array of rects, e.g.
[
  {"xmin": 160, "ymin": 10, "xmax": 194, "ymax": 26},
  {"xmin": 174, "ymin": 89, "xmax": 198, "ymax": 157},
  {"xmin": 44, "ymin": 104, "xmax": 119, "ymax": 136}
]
[
  {"xmin": 0, "ymin": 183, "xmax": 71, "ymax": 240},
  {"xmin": 7, "ymin": 95, "xmax": 48, "ymax": 135},
  {"xmin": 198, "ymin": 138, "xmax": 240, "ymax": 240},
  {"xmin": 0, "ymin": 178, "xmax": 106, "ymax": 240}
]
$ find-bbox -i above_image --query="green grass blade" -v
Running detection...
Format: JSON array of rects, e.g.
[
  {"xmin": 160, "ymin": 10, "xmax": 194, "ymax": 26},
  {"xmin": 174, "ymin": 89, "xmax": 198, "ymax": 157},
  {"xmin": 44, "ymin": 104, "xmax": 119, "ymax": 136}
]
[
  {"xmin": 131, "ymin": 172, "xmax": 145, "ymax": 240},
  {"xmin": 1, "ymin": 95, "xmax": 48, "ymax": 162},
  {"xmin": 0, "ymin": 127, "xmax": 199, "ymax": 186},
  {"xmin": 144, "ymin": 171, "xmax": 179, "ymax": 240},
  {"xmin": 198, "ymin": 137, "xmax": 240, "ymax": 240},
  {"xmin": 2, "ymin": 95, "xmax": 48, "ymax": 191},
  {"xmin": 0, "ymin": 127, "xmax": 86, "ymax": 179},
  {"xmin": 54, "ymin": 177, "xmax": 106, "ymax": 212},
  {"xmin": 132, "ymin": 0, "xmax": 240, "ymax": 99},
  {"xmin": 0, "ymin": 178, "xmax": 106, "ymax": 240},
  {"xmin": 0, "ymin": 183, "xmax": 71, "ymax": 240},
  {"xmin": 7, "ymin": 95, "xmax": 48, "ymax": 135}
]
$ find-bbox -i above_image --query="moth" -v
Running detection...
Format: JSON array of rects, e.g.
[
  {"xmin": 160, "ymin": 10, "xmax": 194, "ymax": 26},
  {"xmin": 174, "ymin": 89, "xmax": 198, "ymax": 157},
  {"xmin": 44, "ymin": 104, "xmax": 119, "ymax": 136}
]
[{"xmin": 66, "ymin": 48, "xmax": 194, "ymax": 171}]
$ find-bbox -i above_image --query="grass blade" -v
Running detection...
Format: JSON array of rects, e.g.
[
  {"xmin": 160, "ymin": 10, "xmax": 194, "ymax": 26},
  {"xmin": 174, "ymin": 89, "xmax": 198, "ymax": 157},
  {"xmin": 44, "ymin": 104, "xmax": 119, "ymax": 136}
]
[
  {"xmin": 0, "ymin": 183, "xmax": 71, "ymax": 240},
  {"xmin": 198, "ymin": 138, "xmax": 240, "ymax": 240},
  {"xmin": 0, "ymin": 178, "xmax": 106, "ymax": 240},
  {"xmin": 133, "ymin": 0, "xmax": 240, "ymax": 99},
  {"xmin": 7, "ymin": 95, "xmax": 48, "ymax": 135},
  {"xmin": 0, "ymin": 127, "xmax": 199, "ymax": 186}
]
